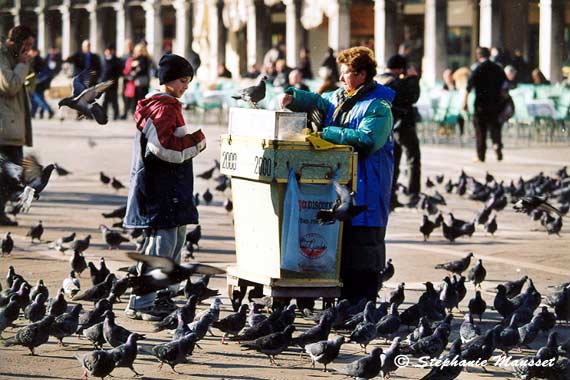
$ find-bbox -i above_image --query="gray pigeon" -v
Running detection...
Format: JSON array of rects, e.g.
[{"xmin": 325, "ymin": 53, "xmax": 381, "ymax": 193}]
[
  {"xmin": 108, "ymin": 333, "xmax": 144, "ymax": 376},
  {"xmin": 335, "ymin": 346, "xmax": 383, "ymax": 379},
  {"xmin": 83, "ymin": 320, "xmax": 106, "ymax": 349},
  {"xmin": 152, "ymin": 332, "xmax": 198, "ymax": 373},
  {"xmin": 76, "ymin": 349, "xmax": 116, "ymax": 379},
  {"xmin": 317, "ymin": 179, "xmax": 368, "ymax": 224},
  {"xmin": 1, "ymin": 232, "xmax": 14, "ymax": 255},
  {"xmin": 503, "ymin": 276, "xmax": 528, "ymax": 298},
  {"xmin": 58, "ymin": 69, "xmax": 113, "ymax": 124},
  {"xmin": 154, "ymin": 295, "xmax": 198, "ymax": 333},
  {"xmin": 381, "ymin": 337, "xmax": 402, "ymax": 379},
  {"xmin": 459, "ymin": 313, "xmax": 481, "ymax": 344},
  {"xmin": 73, "ymin": 273, "xmax": 115, "ymax": 303},
  {"xmin": 69, "ymin": 234, "xmax": 91, "ymax": 254},
  {"xmin": 49, "ymin": 303, "xmax": 83, "ymax": 345},
  {"xmin": 70, "ymin": 250, "xmax": 88, "ymax": 276},
  {"xmin": 348, "ymin": 302, "xmax": 377, "ymax": 352},
  {"xmin": 0, "ymin": 296, "xmax": 20, "ymax": 337},
  {"xmin": 188, "ymin": 312, "xmax": 216, "ymax": 341},
  {"xmin": 421, "ymin": 338, "xmax": 463, "ymax": 380},
  {"xmin": 77, "ymin": 298, "xmax": 112, "ymax": 334},
  {"xmin": 47, "ymin": 289, "xmax": 68, "ymax": 316},
  {"xmin": 305, "ymin": 335, "xmax": 345, "ymax": 372},
  {"xmin": 5, "ymin": 314, "xmax": 55, "ymax": 355},
  {"xmin": 435, "ymin": 252, "xmax": 473, "ymax": 275},
  {"xmin": 291, "ymin": 314, "xmax": 333, "ymax": 349},
  {"xmin": 212, "ymin": 303, "xmax": 248, "ymax": 343},
  {"xmin": 401, "ymin": 326, "xmax": 449, "ymax": 358},
  {"xmin": 172, "ymin": 312, "xmax": 191, "ymax": 341},
  {"xmin": 29, "ymin": 279, "xmax": 48, "ymax": 302},
  {"xmin": 467, "ymin": 290, "xmax": 487, "ymax": 322},
  {"xmin": 375, "ymin": 303, "xmax": 401, "ymax": 341},
  {"xmin": 99, "ymin": 224, "xmax": 130, "ymax": 249},
  {"xmin": 231, "ymin": 75, "xmax": 267, "ymax": 108},
  {"xmin": 24, "ymin": 294, "xmax": 47, "ymax": 322},
  {"xmin": 241, "ymin": 325, "xmax": 295, "ymax": 365},
  {"xmin": 103, "ymin": 310, "xmax": 145, "ymax": 347},
  {"xmin": 467, "ymin": 259, "xmax": 486, "ymax": 289}
]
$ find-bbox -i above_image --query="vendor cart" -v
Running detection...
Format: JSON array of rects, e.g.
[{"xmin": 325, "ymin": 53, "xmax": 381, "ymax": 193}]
[{"xmin": 221, "ymin": 108, "xmax": 357, "ymax": 305}]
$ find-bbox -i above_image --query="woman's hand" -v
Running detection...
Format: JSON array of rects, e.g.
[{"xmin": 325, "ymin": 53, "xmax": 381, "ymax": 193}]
[{"xmin": 279, "ymin": 94, "xmax": 293, "ymax": 109}]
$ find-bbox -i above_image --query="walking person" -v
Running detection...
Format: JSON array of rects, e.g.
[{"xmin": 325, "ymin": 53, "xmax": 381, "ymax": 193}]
[
  {"xmin": 29, "ymin": 47, "xmax": 54, "ymax": 119},
  {"xmin": 0, "ymin": 25, "xmax": 35, "ymax": 226},
  {"xmin": 101, "ymin": 43, "xmax": 123, "ymax": 120},
  {"xmin": 280, "ymin": 47, "xmax": 395, "ymax": 304},
  {"xmin": 377, "ymin": 54, "xmax": 421, "ymax": 209},
  {"xmin": 129, "ymin": 43, "xmax": 152, "ymax": 105},
  {"xmin": 463, "ymin": 47, "xmax": 508, "ymax": 162},
  {"xmin": 123, "ymin": 54, "xmax": 206, "ymax": 320},
  {"xmin": 65, "ymin": 39, "xmax": 101, "ymax": 87}
]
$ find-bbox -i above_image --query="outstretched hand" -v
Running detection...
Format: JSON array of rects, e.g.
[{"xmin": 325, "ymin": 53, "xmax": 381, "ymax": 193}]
[{"xmin": 279, "ymin": 94, "xmax": 293, "ymax": 110}]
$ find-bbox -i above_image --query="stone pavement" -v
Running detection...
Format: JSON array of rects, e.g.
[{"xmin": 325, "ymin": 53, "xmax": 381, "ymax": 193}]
[{"xmin": 0, "ymin": 115, "xmax": 569, "ymax": 379}]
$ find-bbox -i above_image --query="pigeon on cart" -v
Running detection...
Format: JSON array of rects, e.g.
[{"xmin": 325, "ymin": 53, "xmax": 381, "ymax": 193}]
[{"xmin": 231, "ymin": 76, "xmax": 267, "ymax": 108}]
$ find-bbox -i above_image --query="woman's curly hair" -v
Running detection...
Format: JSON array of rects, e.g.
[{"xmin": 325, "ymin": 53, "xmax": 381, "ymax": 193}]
[{"xmin": 337, "ymin": 47, "xmax": 377, "ymax": 82}]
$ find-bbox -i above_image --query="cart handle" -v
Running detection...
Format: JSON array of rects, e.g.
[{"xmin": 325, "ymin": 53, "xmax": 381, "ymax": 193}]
[{"xmin": 287, "ymin": 161, "xmax": 341, "ymax": 180}]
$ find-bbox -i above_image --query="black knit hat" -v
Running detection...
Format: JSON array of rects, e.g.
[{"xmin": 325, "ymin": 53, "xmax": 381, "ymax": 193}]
[
  {"xmin": 386, "ymin": 54, "xmax": 407, "ymax": 70},
  {"xmin": 158, "ymin": 54, "xmax": 194, "ymax": 85}
]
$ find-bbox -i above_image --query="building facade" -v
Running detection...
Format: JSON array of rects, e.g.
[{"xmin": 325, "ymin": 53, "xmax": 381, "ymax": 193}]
[{"xmin": 0, "ymin": 0, "xmax": 569, "ymax": 84}]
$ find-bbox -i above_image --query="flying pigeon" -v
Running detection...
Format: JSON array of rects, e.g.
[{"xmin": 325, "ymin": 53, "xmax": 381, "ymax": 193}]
[
  {"xmin": 58, "ymin": 69, "xmax": 113, "ymax": 124},
  {"xmin": 231, "ymin": 75, "xmax": 267, "ymax": 108}
]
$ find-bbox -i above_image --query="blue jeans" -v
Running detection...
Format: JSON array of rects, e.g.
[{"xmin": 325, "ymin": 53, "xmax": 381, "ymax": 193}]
[
  {"xmin": 126, "ymin": 225, "xmax": 187, "ymax": 310},
  {"xmin": 31, "ymin": 91, "xmax": 53, "ymax": 117}
]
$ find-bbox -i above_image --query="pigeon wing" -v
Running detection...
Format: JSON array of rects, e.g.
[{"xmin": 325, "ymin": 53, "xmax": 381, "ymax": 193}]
[
  {"xmin": 126, "ymin": 252, "xmax": 176, "ymax": 273},
  {"xmin": 21, "ymin": 154, "xmax": 44, "ymax": 184},
  {"xmin": 71, "ymin": 70, "xmax": 91, "ymax": 97},
  {"xmin": 79, "ymin": 80, "xmax": 114, "ymax": 104}
]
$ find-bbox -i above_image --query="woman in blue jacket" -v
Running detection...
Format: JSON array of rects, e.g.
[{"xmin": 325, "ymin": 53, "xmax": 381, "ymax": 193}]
[{"xmin": 280, "ymin": 46, "xmax": 395, "ymax": 304}]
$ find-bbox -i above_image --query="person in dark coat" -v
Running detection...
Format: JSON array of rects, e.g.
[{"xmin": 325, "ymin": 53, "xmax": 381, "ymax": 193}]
[
  {"xmin": 463, "ymin": 46, "xmax": 508, "ymax": 162},
  {"xmin": 280, "ymin": 47, "xmax": 395, "ymax": 304},
  {"xmin": 64, "ymin": 39, "xmax": 102, "ymax": 87},
  {"xmin": 30, "ymin": 47, "xmax": 54, "ymax": 119},
  {"xmin": 297, "ymin": 47, "xmax": 313, "ymax": 80},
  {"xmin": 321, "ymin": 47, "xmax": 339, "ymax": 82},
  {"xmin": 101, "ymin": 44, "xmax": 123, "ymax": 120},
  {"xmin": 378, "ymin": 54, "xmax": 421, "ymax": 209},
  {"xmin": 124, "ymin": 54, "xmax": 206, "ymax": 320}
]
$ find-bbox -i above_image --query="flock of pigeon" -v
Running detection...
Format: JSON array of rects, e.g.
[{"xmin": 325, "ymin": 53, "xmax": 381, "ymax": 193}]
[{"xmin": 414, "ymin": 166, "xmax": 569, "ymax": 242}]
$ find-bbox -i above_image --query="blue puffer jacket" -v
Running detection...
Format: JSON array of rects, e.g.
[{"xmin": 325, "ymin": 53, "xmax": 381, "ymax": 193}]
[{"xmin": 286, "ymin": 82, "xmax": 395, "ymax": 227}]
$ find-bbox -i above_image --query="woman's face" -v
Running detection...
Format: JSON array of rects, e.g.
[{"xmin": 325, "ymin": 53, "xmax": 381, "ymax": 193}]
[{"xmin": 340, "ymin": 64, "xmax": 366, "ymax": 92}]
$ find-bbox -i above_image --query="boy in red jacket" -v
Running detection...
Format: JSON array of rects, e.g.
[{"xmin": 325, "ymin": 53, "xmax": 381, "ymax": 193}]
[{"xmin": 124, "ymin": 54, "xmax": 205, "ymax": 320}]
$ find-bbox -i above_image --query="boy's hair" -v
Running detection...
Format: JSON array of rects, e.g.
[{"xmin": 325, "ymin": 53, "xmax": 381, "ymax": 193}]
[
  {"xmin": 7, "ymin": 25, "xmax": 35, "ymax": 46},
  {"xmin": 158, "ymin": 54, "xmax": 194, "ymax": 84}
]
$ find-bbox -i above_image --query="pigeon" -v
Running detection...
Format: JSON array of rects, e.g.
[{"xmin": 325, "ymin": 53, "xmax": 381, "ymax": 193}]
[
  {"xmin": 1, "ymin": 296, "xmax": 21, "ymax": 335},
  {"xmin": 197, "ymin": 165, "xmax": 216, "ymax": 180},
  {"xmin": 152, "ymin": 332, "xmax": 198, "ymax": 373},
  {"xmin": 62, "ymin": 270, "xmax": 81, "ymax": 298},
  {"xmin": 495, "ymin": 316, "xmax": 520, "ymax": 355},
  {"xmin": 405, "ymin": 317, "xmax": 433, "ymax": 344},
  {"xmin": 389, "ymin": 283, "xmax": 406, "ymax": 305},
  {"xmin": 70, "ymin": 250, "xmax": 88, "ymax": 276},
  {"xmin": 316, "ymin": 179, "xmax": 367, "ymax": 224},
  {"xmin": 349, "ymin": 303, "xmax": 377, "ymax": 352},
  {"xmin": 102, "ymin": 205, "xmax": 127, "ymax": 219},
  {"xmin": 514, "ymin": 196, "xmax": 564, "ymax": 216},
  {"xmin": 378, "ymin": 258, "xmax": 395, "ymax": 286},
  {"xmin": 103, "ymin": 310, "xmax": 145, "ymax": 347},
  {"xmin": 154, "ymin": 295, "xmax": 199, "ymax": 333},
  {"xmin": 188, "ymin": 312, "xmax": 216, "ymax": 341},
  {"xmin": 459, "ymin": 313, "xmax": 481, "ymax": 344},
  {"xmin": 73, "ymin": 273, "xmax": 115, "ymax": 303},
  {"xmin": 24, "ymin": 294, "xmax": 47, "ymax": 322},
  {"xmin": 108, "ymin": 333, "xmax": 144, "ymax": 376},
  {"xmin": 335, "ymin": 346, "xmax": 383, "ymax": 379},
  {"xmin": 70, "ymin": 234, "xmax": 91, "ymax": 254},
  {"xmin": 467, "ymin": 259, "xmax": 486, "ymax": 289},
  {"xmin": 49, "ymin": 303, "xmax": 82, "ymax": 345},
  {"xmin": 421, "ymin": 338, "xmax": 463, "ymax": 380},
  {"xmin": 1, "ymin": 232, "xmax": 14, "ymax": 256},
  {"xmin": 305, "ymin": 337, "xmax": 346, "ymax": 373},
  {"xmin": 546, "ymin": 216, "xmax": 563, "ymax": 236},
  {"xmin": 125, "ymin": 252, "xmax": 225, "ymax": 295},
  {"xmin": 534, "ymin": 306, "xmax": 557, "ymax": 333},
  {"xmin": 76, "ymin": 350, "xmax": 116, "ymax": 379},
  {"xmin": 224, "ymin": 198, "xmax": 233, "ymax": 212},
  {"xmin": 47, "ymin": 289, "xmax": 68, "ymax": 316},
  {"xmin": 484, "ymin": 214, "xmax": 498, "ymax": 235},
  {"xmin": 494, "ymin": 285, "xmax": 516, "ymax": 319},
  {"xmin": 29, "ymin": 279, "xmax": 49, "ymax": 302},
  {"xmin": 375, "ymin": 303, "xmax": 401, "ymax": 341},
  {"xmin": 212, "ymin": 304, "xmax": 248, "ymax": 343},
  {"xmin": 99, "ymin": 224, "xmax": 130, "ymax": 249},
  {"xmin": 380, "ymin": 336, "xmax": 402, "ymax": 379},
  {"xmin": 202, "ymin": 188, "xmax": 213, "ymax": 204},
  {"xmin": 420, "ymin": 215, "xmax": 437, "ymax": 241},
  {"xmin": 111, "ymin": 177, "xmax": 125, "ymax": 191},
  {"xmin": 109, "ymin": 276, "xmax": 129, "ymax": 302},
  {"xmin": 100, "ymin": 171, "xmax": 110, "ymax": 185},
  {"xmin": 50, "ymin": 231, "xmax": 76, "ymax": 252},
  {"xmin": 401, "ymin": 326, "xmax": 449, "ymax": 358},
  {"xmin": 435, "ymin": 252, "xmax": 474, "ymax": 275},
  {"xmin": 426, "ymin": 177, "xmax": 435, "ymax": 188},
  {"xmin": 241, "ymin": 325, "xmax": 295, "ymax": 365},
  {"xmin": 183, "ymin": 274, "xmax": 219, "ymax": 301},
  {"xmin": 230, "ymin": 310, "xmax": 280, "ymax": 342},
  {"xmin": 231, "ymin": 75, "xmax": 267, "ymax": 108},
  {"xmin": 185, "ymin": 225, "xmax": 201, "ymax": 251},
  {"xmin": 503, "ymin": 276, "xmax": 528, "ymax": 299},
  {"xmin": 435, "ymin": 174, "xmax": 445, "ymax": 184},
  {"xmin": 5, "ymin": 314, "xmax": 55, "ymax": 355},
  {"xmin": 26, "ymin": 220, "xmax": 44, "ymax": 242},
  {"xmin": 90, "ymin": 257, "xmax": 111, "ymax": 286},
  {"xmin": 291, "ymin": 314, "xmax": 333, "ymax": 349},
  {"xmin": 536, "ymin": 331, "xmax": 559, "ymax": 362},
  {"xmin": 467, "ymin": 291, "xmax": 487, "ymax": 322},
  {"xmin": 438, "ymin": 277, "xmax": 459, "ymax": 313},
  {"xmin": 58, "ymin": 70, "xmax": 113, "ymax": 124},
  {"xmin": 77, "ymin": 299, "xmax": 113, "ymax": 335}
]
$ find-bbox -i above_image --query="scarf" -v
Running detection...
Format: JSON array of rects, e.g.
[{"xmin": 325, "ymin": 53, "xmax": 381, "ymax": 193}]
[{"xmin": 330, "ymin": 81, "xmax": 377, "ymax": 126}]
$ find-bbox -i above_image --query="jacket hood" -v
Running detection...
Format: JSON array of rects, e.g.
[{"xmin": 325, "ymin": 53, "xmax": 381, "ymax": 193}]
[{"xmin": 134, "ymin": 93, "xmax": 180, "ymax": 129}]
